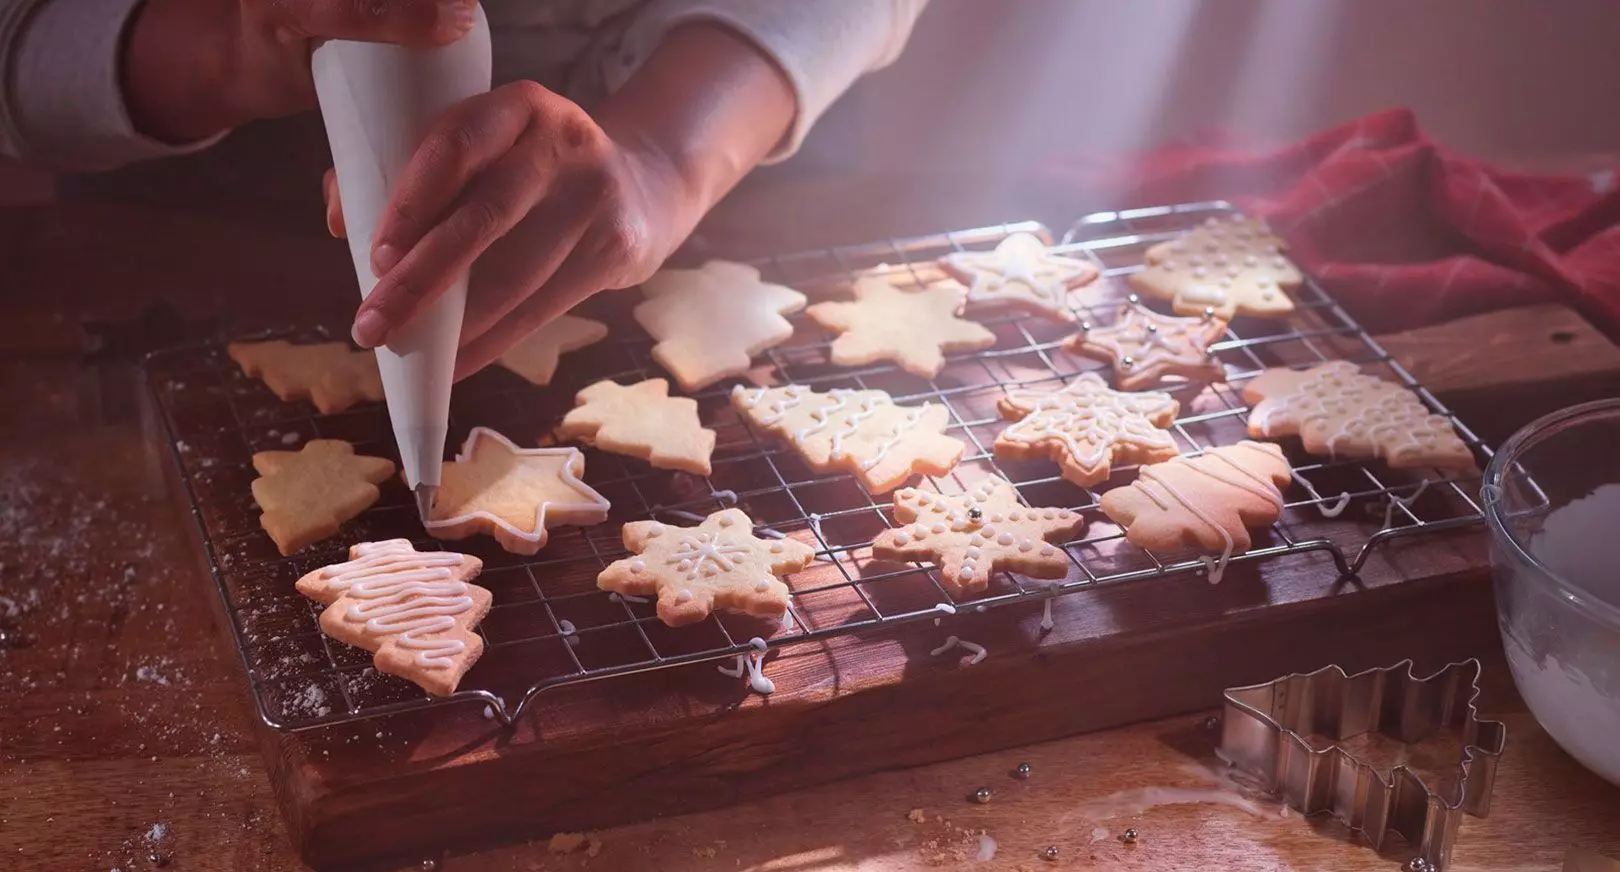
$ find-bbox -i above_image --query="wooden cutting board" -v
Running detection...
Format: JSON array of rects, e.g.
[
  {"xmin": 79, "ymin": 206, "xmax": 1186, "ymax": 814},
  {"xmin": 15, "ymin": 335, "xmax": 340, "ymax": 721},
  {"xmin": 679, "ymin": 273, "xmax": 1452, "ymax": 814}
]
[{"xmin": 211, "ymin": 304, "xmax": 1620, "ymax": 869}]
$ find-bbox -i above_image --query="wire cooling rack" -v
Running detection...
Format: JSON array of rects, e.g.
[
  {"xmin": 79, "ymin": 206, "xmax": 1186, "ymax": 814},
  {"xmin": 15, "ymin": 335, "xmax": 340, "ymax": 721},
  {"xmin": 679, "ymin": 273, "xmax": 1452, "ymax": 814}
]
[{"xmin": 146, "ymin": 200, "xmax": 1500, "ymax": 731}]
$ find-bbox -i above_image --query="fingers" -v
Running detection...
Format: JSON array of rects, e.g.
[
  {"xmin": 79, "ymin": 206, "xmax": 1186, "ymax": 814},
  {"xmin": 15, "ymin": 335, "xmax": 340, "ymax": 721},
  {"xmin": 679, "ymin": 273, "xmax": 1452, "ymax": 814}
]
[
  {"xmin": 265, "ymin": 0, "xmax": 477, "ymax": 45},
  {"xmin": 370, "ymin": 82, "xmax": 559, "ymax": 276},
  {"xmin": 322, "ymin": 168, "xmax": 346, "ymax": 238},
  {"xmin": 352, "ymin": 121, "xmax": 548, "ymax": 349},
  {"xmin": 454, "ymin": 248, "xmax": 605, "ymax": 380}
]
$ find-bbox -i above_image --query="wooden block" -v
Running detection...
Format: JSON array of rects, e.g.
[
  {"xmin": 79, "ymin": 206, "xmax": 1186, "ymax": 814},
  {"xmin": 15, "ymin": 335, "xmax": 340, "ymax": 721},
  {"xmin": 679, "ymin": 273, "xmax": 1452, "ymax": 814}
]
[{"xmin": 257, "ymin": 306, "xmax": 1620, "ymax": 868}]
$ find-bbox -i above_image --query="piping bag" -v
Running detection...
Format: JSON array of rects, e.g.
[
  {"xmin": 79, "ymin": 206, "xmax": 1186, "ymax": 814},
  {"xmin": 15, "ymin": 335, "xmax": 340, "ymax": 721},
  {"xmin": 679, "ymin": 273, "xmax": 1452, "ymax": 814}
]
[{"xmin": 311, "ymin": 8, "xmax": 492, "ymax": 523}]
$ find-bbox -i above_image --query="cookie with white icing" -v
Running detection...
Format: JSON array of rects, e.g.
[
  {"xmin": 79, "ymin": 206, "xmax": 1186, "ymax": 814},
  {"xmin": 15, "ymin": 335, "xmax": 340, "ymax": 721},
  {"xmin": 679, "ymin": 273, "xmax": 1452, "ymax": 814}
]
[
  {"xmin": 1128, "ymin": 216, "xmax": 1300, "ymax": 320},
  {"xmin": 297, "ymin": 540, "xmax": 489, "ymax": 697},
  {"xmin": 1242, "ymin": 361, "xmax": 1474, "ymax": 470},
  {"xmin": 634, "ymin": 260, "xmax": 807, "ymax": 391},
  {"xmin": 497, "ymin": 314, "xmax": 608, "ymax": 386},
  {"xmin": 994, "ymin": 373, "xmax": 1180, "ymax": 487},
  {"xmin": 732, "ymin": 384, "xmax": 965, "ymax": 493},
  {"xmin": 1066, "ymin": 297, "xmax": 1227, "ymax": 391},
  {"xmin": 426, "ymin": 427, "xmax": 611, "ymax": 555},
  {"xmin": 597, "ymin": 508, "xmax": 816, "ymax": 627},
  {"xmin": 872, "ymin": 476, "xmax": 1083, "ymax": 597},
  {"xmin": 228, "ymin": 339, "xmax": 384, "ymax": 414},
  {"xmin": 939, "ymin": 232, "xmax": 1100, "ymax": 323},
  {"xmin": 806, "ymin": 277, "xmax": 996, "ymax": 378},
  {"xmin": 1098, "ymin": 441, "xmax": 1291, "ymax": 583},
  {"xmin": 558, "ymin": 378, "xmax": 716, "ymax": 476}
]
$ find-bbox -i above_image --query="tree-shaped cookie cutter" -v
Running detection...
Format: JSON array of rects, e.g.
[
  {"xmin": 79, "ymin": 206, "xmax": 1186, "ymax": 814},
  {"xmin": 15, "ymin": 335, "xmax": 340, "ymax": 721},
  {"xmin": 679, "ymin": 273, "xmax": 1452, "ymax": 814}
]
[{"xmin": 1220, "ymin": 659, "xmax": 1507, "ymax": 871}]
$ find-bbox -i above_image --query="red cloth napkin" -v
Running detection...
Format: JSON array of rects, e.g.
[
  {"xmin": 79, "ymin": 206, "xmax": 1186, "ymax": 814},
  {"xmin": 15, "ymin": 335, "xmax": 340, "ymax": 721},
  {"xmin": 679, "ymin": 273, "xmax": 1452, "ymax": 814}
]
[{"xmin": 1045, "ymin": 109, "xmax": 1620, "ymax": 335}]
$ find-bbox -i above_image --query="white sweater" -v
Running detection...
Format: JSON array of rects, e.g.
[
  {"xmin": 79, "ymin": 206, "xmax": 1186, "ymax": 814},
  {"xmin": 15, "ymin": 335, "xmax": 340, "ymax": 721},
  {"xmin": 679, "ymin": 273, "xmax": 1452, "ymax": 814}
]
[{"xmin": 0, "ymin": 0, "xmax": 927, "ymax": 171}]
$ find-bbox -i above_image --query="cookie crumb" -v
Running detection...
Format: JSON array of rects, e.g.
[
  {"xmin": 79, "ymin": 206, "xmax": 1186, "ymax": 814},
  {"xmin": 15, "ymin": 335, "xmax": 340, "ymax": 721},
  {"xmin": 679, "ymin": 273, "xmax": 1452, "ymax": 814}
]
[
  {"xmin": 907, "ymin": 807, "xmax": 927, "ymax": 824},
  {"xmin": 547, "ymin": 833, "xmax": 587, "ymax": 854}
]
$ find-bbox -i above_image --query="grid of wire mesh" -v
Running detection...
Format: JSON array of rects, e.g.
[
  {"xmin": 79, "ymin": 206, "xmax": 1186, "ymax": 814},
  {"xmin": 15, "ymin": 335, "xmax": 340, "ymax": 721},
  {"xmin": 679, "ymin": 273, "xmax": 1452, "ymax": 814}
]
[{"xmin": 145, "ymin": 199, "xmax": 1495, "ymax": 732}]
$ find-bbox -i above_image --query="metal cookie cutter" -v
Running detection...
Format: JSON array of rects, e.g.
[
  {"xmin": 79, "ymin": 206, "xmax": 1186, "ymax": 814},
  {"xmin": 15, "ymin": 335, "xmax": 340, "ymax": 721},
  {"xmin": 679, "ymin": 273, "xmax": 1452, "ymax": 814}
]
[{"xmin": 1220, "ymin": 659, "xmax": 1507, "ymax": 871}]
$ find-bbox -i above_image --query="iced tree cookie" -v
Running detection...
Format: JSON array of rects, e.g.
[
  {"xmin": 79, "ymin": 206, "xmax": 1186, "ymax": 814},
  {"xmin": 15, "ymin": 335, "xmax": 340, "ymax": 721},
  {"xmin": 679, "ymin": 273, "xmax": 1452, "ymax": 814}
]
[
  {"xmin": 1099, "ymin": 441, "xmax": 1291, "ymax": 583},
  {"xmin": 1128, "ymin": 216, "xmax": 1301, "ymax": 320},
  {"xmin": 227, "ymin": 339, "xmax": 384, "ymax": 414},
  {"xmin": 296, "ymin": 540, "xmax": 490, "ymax": 696},
  {"xmin": 251, "ymin": 439, "xmax": 396, "ymax": 555},
  {"xmin": 558, "ymin": 378, "xmax": 716, "ymax": 476},
  {"xmin": 732, "ymin": 385, "xmax": 965, "ymax": 493},
  {"xmin": 1066, "ymin": 297, "xmax": 1227, "ymax": 390},
  {"xmin": 425, "ymin": 427, "xmax": 610, "ymax": 555},
  {"xmin": 806, "ymin": 277, "xmax": 996, "ymax": 378},
  {"xmin": 872, "ymin": 476, "xmax": 1083, "ymax": 597},
  {"xmin": 1242, "ymin": 361, "xmax": 1474, "ymax": 470},
  {"xmin": 995, "ymin": 373, "xmax": 1180, "ymax": 487},
  {"xmin": 634, "ymin": 261, "xmax": 807, "ymax": 391},
  {"xmin": 939, "ymin": 232, "xmax": 1099, "ymax": 323},
  {"xmin": 597, "ymin": 508, "xmax": 816, "ymax": 627}
]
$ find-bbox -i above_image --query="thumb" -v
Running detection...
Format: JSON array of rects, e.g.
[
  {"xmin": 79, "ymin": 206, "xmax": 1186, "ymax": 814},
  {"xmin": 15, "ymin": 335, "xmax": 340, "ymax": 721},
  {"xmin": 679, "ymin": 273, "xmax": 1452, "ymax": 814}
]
[
  {"xmin": 323, "ymin": 168, "xmax": 347, "ymax": 238},
  {"xmin": 266, "ymin": 0, "xmax": 477, "ymax": 46}
]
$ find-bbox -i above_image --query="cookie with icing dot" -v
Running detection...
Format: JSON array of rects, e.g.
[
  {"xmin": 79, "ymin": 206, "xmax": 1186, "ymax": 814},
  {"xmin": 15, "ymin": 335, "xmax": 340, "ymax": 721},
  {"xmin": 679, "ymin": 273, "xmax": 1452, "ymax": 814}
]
[
  {"xmin": 497, "ymin": 314, "xmax": 609, "ymax": 386},
  {"xmin": 425, "ymin": 427, "xmax": 611, "ymax": 555},
  {"xmin": 296, "ymin": 540, "xmax": 490, "ymax": 697},
  {"xmin": 558, "ymin": 378, "xmax": 716, "ymax": 476},
  {"xmin": 1128, "ymin": 216, "xmax": 1300, "ymax": 320},
  {"xmin": 872, "ymin": 476, "xmax": 1083, "ymax": 597},
  {"xmin": 634, "ymin": 260, "xmax": 807, "ymax": 391},
  {"xmin": 1066, "ymin": 297, "xmax": 1227, "ymax": 391},
  {"xmin": 939, "ymin": 232, "xmax": 1100, "ymax": 323},
  {"xmin": 1099, "ymin": 441, "xmax": 1291, "ymax": 583},
  {"xmin": 995, "ymin": 373, "xmax": 1180, "ymax": 487},
  {"xmin": 250, "ymin": 439, "xmax": 396, "ymax": 555},
  {"xmin": 1242, "ymin": 361, "xmax": 1474, "ymax": 470},
  {"xmin": 597, "ymin": 508, "xmax": 816, "ymax": 627},
  {"xmin": 228, "ymin": 339, "xmax": 384, "ymax": 414},
  {"xmin": 732, "ymin": 384, "xmax": 965, "ymax": 493},
  {"xmin": 806, "ymin": 277, "xmax": 996, "ymax": 378}
]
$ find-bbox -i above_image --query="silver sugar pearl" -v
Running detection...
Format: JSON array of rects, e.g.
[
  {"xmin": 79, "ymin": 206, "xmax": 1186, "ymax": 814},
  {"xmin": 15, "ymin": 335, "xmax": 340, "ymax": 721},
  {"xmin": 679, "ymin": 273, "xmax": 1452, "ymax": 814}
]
[
  {"xmin": 1203, "ymin": 715, "xmax": 1221, "ymax": 731},
  {"xmin": 1080, "ymin": 321, "xmax": 1093, "ymax": 332},
  {"xmin": 968, "ymin": 508, "xmax": 983, "ymax": 523},
  {"xmin": 420, "ymin": 861, "xmax": 438, "ymax": 872},
  {"xmin": 1202, "ymin": 306, "xmax": 1216, "ymax": 320},
  {"xmin": 1404, "ymin": 859, "xmax": 1437, "ymax": 872},
  {"xmin": 1121, "ymin": 355, "xmax": 1135, "ymax": 368},
  {"xmin": 1146, "ymin": 324, "xmax": 1158, "ymax": 333},
  {"xmin": 1122, "ymin": 828, "xmax": 1139, "ymax": 844},
  {"xmin": 1126, "ymin": 293, "xmax": 1140, "ymax": 305},
  {"xmin": 1042, "ymin": 846, "xmax": 1061, "ymax": 862},
  {"xmin": 972, "ymin": 787, "xmax": 993, "ymax": 804},
  {"xmin": 1013, "ymin": 762, "xmax": 1032, "ymax": 779}
]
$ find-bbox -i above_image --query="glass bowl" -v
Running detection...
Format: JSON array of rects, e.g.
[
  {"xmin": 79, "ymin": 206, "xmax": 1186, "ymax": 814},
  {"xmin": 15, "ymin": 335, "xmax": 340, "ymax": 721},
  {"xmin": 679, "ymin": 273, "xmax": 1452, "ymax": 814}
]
[{"xmin": 1484, "ymin": 399, "xmax": 1620, "ymax": 787}]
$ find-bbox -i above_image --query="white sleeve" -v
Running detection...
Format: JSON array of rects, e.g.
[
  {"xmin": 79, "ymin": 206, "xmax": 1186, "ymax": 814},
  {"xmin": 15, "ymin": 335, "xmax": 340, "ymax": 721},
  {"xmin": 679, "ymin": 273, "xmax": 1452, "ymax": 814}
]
[
  {"xmin": 612, "ymin": 0, "xmax": 929, "ymax": 162},
  {"xmin": 0, "ymin": 0, "xmax": 226, "ymax": 170}
]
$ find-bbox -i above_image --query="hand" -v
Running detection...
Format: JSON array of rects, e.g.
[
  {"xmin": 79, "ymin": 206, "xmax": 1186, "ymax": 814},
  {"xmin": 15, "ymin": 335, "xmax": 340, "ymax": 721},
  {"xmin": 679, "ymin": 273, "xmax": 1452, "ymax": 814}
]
[
  {"xmin": 332, "ymin": 81, "xmax": 690, "ymax": 378},
  {"xmin": 123, "ymin": 0, "xmax": 479, "ymax": 143}
]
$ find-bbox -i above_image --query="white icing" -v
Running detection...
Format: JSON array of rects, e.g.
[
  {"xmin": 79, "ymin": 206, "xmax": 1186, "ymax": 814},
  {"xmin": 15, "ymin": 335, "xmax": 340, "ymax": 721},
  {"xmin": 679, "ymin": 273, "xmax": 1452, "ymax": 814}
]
[
  {"xmin": 423, "ymin": 427, "xmax": 611, "ymax": 549},
  {"xmin": 1138, "ymin": 467, "xmax": 1235, "ymax": 584},
  {"xmin": 1040, "ymin": 597, "xmax": 1054, "ymax": 632},
  {"xmin": 318, "ymin": 540, "xmax": 475, "ymax": 669},
  {"xmin": 930, "ymin": 634, "xmax": 989, "ymax": 665},
  {"xmin": 667, "ymin": 532, "xmax": 750, "ymax": 579},
  {"xmin": 999, "ymin": 373, "xmax": 1178, "ymax": 476}
]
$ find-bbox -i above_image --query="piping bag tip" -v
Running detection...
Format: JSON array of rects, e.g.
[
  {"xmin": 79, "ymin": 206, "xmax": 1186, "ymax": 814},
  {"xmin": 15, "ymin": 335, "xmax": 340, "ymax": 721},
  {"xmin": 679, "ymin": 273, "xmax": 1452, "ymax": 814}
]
[{"xmin": 413, "ymin": 484, "xmax": 438, "ymax": 526}]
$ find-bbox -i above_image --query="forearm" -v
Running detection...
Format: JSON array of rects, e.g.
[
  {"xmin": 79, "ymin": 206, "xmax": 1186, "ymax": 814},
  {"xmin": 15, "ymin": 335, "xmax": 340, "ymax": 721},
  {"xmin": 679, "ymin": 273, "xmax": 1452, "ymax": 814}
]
[
  {"xmin": 121, "ymin": 0, "xmax": 238, "ymax": 143},
  {"xmin": 594, "ymin": 22, "xmax": 796, "ymax": 253}
]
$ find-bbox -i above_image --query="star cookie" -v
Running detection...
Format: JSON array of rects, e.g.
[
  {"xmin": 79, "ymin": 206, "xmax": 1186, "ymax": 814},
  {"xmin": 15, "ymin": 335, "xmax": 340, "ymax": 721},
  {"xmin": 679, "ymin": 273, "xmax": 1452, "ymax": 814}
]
[
  {"xmin": 251, "ymin": 439, "xmax": 396, "ymax": 555},
  {"xmin": 1099, "ymin": 441, "xmax": 1291, "ymax": 583},
  {"xmin": 806, "ymin": 277, "xmax": 996, "ymax": 378},
  {"xmin": 1128, "ymin": 215, "xmax": 1301, "ymax": 320},
  {"xmin": 1065, "ymin": 296, "xmax": 1228, "ymax": 390},
  {"xmin": 497, "ymin": 314, "xmax": 609, "ymax": 386},
  {"xmin": 227, "ymin": 339, "xmax": 384, "ymax": 414},
  {"xmin": 995, "ymin": 373, "xmax": 1180, "ymax": 487},
  {"xmin": 425, "ymin": 427, "xmax": 611, "ymax": 555},
  {"xmin": 872, "ymin": 476, "xmax": 1083, "ymax": 597},
  {"xmin": 733, "ymin": 385, "xmax": 965, "ymax": 493},
  {"xmin": 634, "ymin": 260, "xmax": 807, "ymax": 391},
  {"xmin": 1242, "ymin": 361, "xmax": 1474, "ymax": 470},
  {"xmin": 557, "ymin": 378, "xmax": 717, "ymax": 476},
  {"xmin": 597, "ymin": 508, "xmax": 816, "ymax": 627},
  {"xmin": 296, "ymin": 540, "xmax": 490, "ymax": 697},
  {"xmin": 939, "ymin": 232, "xmax": 1100, "ymax": 323}
]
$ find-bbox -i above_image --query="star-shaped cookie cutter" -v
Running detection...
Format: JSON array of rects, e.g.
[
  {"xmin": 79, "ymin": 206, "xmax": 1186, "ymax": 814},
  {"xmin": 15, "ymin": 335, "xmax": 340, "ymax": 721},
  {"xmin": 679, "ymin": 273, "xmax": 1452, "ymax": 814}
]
[{"xmin": 1220, "ymin": 659, "xmax": 1506, "ymax": 871}]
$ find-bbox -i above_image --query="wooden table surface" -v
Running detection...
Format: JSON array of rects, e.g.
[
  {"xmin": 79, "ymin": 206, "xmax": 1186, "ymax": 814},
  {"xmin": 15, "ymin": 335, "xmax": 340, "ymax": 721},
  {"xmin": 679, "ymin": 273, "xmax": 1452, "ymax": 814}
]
[{"xmin": 3, "ymin": 195, "xmax": 1620, "ymax": 872}]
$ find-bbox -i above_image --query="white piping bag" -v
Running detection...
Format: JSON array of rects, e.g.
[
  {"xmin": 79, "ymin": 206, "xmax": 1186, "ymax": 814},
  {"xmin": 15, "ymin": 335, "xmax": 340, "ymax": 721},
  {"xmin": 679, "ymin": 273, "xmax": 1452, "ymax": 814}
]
[{"xmin": 311, "ymin": 8, "xmax": 492, "ymax": 523}]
